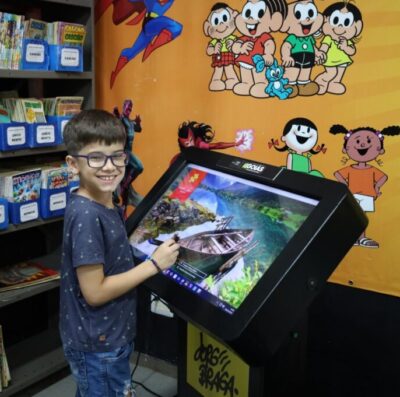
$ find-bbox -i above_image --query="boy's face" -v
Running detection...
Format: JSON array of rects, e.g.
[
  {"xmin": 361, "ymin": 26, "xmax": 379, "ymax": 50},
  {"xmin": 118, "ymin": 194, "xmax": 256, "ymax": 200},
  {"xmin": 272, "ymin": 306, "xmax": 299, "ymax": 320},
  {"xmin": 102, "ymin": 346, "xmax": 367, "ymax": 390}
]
[{"xmin": 67, "ymin": 141, "xmax": 126, "ymax": 200}]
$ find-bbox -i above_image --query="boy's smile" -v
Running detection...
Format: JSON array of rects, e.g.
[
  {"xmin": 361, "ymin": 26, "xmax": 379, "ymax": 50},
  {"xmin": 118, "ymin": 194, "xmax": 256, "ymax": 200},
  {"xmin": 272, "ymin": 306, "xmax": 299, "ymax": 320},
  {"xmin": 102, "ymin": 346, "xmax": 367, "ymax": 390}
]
[{"xmin": 68, "ymin": 142, "xmax": 126, "ymax": 207}]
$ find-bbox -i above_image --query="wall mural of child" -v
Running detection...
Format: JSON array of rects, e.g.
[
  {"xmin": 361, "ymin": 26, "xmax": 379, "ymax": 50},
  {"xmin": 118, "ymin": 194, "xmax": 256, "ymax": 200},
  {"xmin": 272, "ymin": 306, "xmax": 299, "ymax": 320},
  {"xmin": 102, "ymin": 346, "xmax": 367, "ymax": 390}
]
[
  {"xmin": 269, "ymin": 117, "xmax": 326, "ymax": 177},
  {"xmin": 330, "ymin": 124, "xmax": 400, "ymax": 248}
]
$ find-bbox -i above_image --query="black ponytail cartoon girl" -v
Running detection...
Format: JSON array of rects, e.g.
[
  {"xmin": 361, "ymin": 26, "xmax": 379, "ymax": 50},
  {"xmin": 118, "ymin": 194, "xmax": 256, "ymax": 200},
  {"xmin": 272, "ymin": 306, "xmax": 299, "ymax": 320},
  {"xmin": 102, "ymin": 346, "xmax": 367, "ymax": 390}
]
[
  {"xmin": 269, "ymin": 117, "xmax": 326, "ymax": 177},
  {"xmin": 330, "ymin": 124, "xmax": 400, "ymax": 248}
]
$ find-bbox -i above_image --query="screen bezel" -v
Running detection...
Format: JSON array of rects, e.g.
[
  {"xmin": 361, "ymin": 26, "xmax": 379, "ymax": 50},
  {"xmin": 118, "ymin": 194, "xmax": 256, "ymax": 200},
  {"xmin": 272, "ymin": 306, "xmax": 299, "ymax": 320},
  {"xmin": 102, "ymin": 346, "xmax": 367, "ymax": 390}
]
[{"xmin": 126, "ymin": 148, "xmax": 349, "ymax": 341}]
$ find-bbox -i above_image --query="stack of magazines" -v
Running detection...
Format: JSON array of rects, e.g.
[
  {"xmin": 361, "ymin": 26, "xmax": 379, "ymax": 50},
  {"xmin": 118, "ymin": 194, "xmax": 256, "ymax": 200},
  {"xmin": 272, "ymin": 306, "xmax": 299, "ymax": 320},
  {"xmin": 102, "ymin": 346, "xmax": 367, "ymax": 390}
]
[{"xmin": 0, "ymin": 261, "xmax": 59, "ymax": 292}]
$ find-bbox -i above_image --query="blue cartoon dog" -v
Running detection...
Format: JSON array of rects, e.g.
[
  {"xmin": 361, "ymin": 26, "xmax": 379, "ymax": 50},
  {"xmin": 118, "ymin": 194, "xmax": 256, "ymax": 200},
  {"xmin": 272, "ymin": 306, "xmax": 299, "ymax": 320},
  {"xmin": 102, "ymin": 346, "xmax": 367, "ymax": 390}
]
[{"xmin": 253, "ymin": 55, "xmax": 292, "ymax": 100}]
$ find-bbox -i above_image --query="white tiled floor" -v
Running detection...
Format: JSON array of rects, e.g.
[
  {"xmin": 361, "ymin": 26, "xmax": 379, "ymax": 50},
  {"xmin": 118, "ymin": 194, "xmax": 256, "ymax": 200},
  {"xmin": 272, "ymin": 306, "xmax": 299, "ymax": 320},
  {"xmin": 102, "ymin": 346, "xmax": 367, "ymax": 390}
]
[{"xmin": 32, "ymin": 356, "xmax": 178, "ymax": 397}]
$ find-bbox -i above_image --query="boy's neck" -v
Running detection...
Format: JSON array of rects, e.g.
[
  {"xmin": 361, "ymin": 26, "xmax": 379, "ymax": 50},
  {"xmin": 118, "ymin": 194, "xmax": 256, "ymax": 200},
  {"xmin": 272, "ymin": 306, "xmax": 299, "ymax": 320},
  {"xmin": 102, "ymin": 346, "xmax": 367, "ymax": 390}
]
[{"xmin": 76, "ymin": 187, "xmax": 114, "ymax": 209}]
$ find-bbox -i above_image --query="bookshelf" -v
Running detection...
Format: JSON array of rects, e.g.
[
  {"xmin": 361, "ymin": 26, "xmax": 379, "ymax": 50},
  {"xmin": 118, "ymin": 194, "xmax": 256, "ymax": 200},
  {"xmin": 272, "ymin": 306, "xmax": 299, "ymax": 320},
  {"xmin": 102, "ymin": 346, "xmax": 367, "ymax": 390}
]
[{"xmin": 0, "ymin": 0, "xmax": 94, "ymax": 394}]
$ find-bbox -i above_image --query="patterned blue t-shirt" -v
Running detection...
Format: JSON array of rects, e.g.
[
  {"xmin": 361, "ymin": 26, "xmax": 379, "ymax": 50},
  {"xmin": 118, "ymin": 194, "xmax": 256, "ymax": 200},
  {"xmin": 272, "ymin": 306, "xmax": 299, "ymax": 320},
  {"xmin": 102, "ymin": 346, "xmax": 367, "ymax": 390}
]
[{"xmin": 59, "ymin": 194, "xmax": 137, "ymax": 352}]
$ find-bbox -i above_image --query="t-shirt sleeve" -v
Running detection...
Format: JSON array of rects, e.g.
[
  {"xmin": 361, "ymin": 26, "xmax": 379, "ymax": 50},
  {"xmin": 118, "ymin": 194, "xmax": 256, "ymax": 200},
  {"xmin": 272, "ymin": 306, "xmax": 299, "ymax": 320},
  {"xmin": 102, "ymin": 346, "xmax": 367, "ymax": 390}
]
[
  {"xmin": 70, "ymin": 209, "xmax": 105, "ymax": 268},
  {"xmin": 285, "ymin": 34, "xmax": 296, "ymax": 47}
]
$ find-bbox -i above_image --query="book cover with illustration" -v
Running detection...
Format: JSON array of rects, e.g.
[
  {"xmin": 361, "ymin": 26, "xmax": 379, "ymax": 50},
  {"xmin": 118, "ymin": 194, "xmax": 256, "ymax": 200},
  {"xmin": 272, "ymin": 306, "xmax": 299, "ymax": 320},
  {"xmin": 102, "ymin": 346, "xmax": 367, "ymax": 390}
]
[
  {"xmin": 41, "ymin": 166, "xmax": 69, "ymax": 189},
  {"xmin": 21, "ymin": 98, "xmax": 46, "ymax": 123},
  {"xmin": 0, "ymin": 168, "xmax": 42, "ymax": 203},
  {"xmin": 0, "ymin": 261, "xmax": 59, "ymax": 292}
]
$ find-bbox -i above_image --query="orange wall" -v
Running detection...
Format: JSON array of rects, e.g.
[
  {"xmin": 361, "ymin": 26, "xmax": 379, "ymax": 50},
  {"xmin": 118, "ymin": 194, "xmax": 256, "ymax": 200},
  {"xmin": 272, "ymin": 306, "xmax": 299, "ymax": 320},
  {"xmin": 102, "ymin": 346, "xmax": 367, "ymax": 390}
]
[{"xmin": 95, "ymin": 0, "xmax": 400, "ymax": 296}]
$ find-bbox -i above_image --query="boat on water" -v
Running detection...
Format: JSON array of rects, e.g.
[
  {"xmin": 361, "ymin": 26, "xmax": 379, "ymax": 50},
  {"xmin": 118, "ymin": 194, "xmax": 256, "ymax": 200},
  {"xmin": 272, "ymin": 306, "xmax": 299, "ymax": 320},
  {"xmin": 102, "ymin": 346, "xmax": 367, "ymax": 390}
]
[{"xmin": 175, "ymin": 228, "xmax": 254, "ymax": 281}]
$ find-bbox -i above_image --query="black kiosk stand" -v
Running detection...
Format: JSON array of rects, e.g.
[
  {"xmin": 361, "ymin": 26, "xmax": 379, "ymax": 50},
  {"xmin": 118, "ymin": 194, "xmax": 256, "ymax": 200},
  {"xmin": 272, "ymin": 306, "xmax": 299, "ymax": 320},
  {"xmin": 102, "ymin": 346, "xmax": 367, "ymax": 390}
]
[{"xmin": 126, "ymin": 148, "xmax": 367, "ymax": 397}]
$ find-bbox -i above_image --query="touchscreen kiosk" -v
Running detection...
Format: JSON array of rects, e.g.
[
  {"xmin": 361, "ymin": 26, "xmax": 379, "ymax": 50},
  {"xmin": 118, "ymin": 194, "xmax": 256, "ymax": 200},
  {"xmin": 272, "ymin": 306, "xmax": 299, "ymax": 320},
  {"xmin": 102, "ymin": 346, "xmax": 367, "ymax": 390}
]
[{"xmin": 126, "ymin": 148, "xmax": 367, "ymax": 364}]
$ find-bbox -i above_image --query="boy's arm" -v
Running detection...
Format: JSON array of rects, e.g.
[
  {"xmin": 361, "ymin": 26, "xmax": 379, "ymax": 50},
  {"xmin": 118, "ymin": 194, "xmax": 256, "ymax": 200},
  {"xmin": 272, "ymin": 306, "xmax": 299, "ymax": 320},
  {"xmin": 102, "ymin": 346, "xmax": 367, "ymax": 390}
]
[{"xmin": 77, "ymin": 239, "xmax": 179, "ymax": 307}]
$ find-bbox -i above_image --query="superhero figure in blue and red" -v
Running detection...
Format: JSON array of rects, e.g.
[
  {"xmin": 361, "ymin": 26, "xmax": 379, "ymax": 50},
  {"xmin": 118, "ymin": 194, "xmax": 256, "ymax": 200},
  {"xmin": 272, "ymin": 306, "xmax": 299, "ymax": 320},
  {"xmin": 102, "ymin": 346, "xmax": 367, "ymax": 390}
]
[{"xmin": 95, "ymin": 0, "xmax": 182, "ymax": 88}]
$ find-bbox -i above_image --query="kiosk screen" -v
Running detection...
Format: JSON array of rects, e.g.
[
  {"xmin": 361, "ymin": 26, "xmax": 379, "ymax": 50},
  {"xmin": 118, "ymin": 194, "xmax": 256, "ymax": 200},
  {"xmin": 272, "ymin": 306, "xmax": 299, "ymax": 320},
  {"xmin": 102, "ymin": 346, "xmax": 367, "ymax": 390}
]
[{"xmin": 129, "ymin": 163, "xmax": 318, "ymax": 315}]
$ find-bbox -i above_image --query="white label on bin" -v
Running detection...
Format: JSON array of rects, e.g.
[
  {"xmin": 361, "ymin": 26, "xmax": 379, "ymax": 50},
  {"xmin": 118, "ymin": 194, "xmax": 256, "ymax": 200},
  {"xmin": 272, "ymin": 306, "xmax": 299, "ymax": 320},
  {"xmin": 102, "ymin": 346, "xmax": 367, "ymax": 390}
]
[
  {"xmin": 50, "ymin": 192, "xmax": 67, "ymax": 211},
  {"xmin": 61, "ymin": 48, "xmax": 79, "ymax": 67},
  {"xmin": 0, "ymin": 205, "xmax": 5, "ymax": 223},
  {"xmin": 7, "ymin": 127, "xmax": 26, "ymax": 146},
  {"xmin": 37, "ymin": 125, "xmax": 55, "ymax": 143},
  {"xmin": 20, "ymin": 202, "xmax": 38, "ymax": 222},
  {"xmin": 26, "ymin": 43, "xmax": 45, "ymax": 63}
]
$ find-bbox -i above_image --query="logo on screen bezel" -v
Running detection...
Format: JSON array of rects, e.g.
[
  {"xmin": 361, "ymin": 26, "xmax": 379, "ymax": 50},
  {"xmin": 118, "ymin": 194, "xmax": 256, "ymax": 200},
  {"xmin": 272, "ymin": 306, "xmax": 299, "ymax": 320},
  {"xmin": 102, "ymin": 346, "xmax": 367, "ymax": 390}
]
[{"xmin": 241, "ymin": 162, "xmax": 265, "ymax": 174}]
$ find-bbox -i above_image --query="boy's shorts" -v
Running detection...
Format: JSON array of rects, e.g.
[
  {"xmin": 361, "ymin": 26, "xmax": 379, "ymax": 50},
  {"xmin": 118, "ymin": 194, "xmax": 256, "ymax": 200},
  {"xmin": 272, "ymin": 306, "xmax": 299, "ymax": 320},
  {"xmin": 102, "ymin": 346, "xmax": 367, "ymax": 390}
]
[{"xmin": 63, "ymin": 342, "xmax": 135, "ymax": 397}]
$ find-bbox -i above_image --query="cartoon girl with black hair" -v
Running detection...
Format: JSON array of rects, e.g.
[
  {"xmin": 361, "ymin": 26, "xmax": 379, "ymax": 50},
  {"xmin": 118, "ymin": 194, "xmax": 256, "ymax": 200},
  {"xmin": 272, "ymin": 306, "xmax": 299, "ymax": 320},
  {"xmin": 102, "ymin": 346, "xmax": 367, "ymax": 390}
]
[
  {"xmin": 315, "ymin": 1, "xmax": 363, "ymax": 95},
  {"xmin": 270, "ymin": 117, "xmax": 325, "ymax": 177},
  {"xmin": 330, "ymin": 124, "xmax": 400, "ymax": 248}
]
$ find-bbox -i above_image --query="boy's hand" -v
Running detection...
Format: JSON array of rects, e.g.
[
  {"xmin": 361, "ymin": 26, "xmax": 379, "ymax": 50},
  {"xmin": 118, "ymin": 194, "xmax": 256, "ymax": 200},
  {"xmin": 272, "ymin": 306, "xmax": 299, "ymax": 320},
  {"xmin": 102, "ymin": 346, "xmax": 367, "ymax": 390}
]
[{"xmin": 151, "ymin": 239, "xmax": 180, "ymax": 270}]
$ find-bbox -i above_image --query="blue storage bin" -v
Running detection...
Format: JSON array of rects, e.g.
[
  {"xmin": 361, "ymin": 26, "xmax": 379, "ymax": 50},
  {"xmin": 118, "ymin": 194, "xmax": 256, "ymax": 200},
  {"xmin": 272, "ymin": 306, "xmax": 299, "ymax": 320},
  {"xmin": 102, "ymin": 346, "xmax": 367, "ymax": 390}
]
[
  {"xmin": 46, "ymin": 115, "xmax": 72, "ymax": 142},
  {"xmin": 40, "ymin": 187, "xmax": 68, "ymax": 219},
  {"xmin": 8, "ymin": 199, "xmax": 40, "ymax": 224},
  {"xmin": 21, "ymin": 39, "xmax": 49, "ymax": 70},
  {"xmin": 27, "ymin": 122, "xmax": 58, "ymax": 148},
  {"xmin": 0, "ymin": 123, "xmax": 29, "ymax": 151},
  {"xmin": 0, "ymin": 198, "xmax": 9, "ymax": 230},
  {"xmin": 49, "ymin": 44, "xmax": 83, "ymax": 72}
]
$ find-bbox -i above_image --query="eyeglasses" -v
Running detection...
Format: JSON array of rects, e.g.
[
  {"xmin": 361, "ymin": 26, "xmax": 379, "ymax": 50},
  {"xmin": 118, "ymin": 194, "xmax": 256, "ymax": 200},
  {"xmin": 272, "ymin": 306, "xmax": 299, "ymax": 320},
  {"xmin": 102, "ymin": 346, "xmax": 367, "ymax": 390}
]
[{"xmin": 72, "ymin": 151, "xmax": 129, "ymax": 168}]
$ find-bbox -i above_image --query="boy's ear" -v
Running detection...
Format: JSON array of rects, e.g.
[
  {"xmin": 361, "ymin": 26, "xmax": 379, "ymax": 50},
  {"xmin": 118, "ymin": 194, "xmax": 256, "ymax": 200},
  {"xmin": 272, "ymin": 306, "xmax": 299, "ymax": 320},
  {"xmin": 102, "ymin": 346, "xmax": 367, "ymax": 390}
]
[
  {"xmin": 66, "ymin": 155, "xmax": 80, "ymax": 175},
  {"xmin": 355, "ymin": 20, "xmax": 363, "ymax": 36},
  {"xmin": 203, "ymin": 20, "xmax": 211, "ymax": 36}
]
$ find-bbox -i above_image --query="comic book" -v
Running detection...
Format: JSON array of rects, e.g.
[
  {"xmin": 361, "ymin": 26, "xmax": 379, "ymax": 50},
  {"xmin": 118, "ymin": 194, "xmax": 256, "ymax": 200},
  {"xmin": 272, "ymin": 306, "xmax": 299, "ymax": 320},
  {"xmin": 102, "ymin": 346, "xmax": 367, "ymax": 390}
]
[
  {"xmin": 41, "ymin": 166, "xmax": 69, "ymax": 189},
  {"xmin": 20, "ymin": 98, "xmax": 47, "ymax": 123},
  {"xmin": 0, "ymin": 168, "xmax": 42, "ymax": 203},
  {"xmin": 24, "ymin": 18, "xmax": 47, "ymax": 40},
  {"xmin": 49, "ymin": 21, "xmax": 86, "ymax": 46},
  {"xmin": 0, "ymin": 261, "xmax": 59, "ymax": 292},
  {"xmin": 0, "ymin": 101, "xmax": 11, "ymax": 123},
  {"xmin": 11, "ymin": 14, "xmax": 25, "ymax": 70},
  {"xmin": 44, "ymin": 96, "xmax": 83, "ymax": 116}
]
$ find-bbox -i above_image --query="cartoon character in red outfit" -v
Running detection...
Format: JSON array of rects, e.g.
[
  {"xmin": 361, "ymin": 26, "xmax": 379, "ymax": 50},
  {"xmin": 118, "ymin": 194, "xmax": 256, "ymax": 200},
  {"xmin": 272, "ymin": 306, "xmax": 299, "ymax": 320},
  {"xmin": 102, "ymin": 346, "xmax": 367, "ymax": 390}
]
[
  {"xmin": 231, "ymin": 0, "xmax": 288, "ymax": 98},
  {"xmin": 95, "ymin": 0, "xmax": 182, "ymax": 89},
  {"xmin": 330, "ymin": 124, "xmax": 400, "ymax": 248},
  {"xmin": 170, "ymin": 121, "xmax": 251, "ymax": 164}
]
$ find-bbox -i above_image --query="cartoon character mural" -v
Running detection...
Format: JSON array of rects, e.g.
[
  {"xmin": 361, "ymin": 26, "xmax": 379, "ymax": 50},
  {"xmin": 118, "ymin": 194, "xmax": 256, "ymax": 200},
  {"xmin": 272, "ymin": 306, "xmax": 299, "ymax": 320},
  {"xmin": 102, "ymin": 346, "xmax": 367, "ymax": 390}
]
[
  {"xmin": 203, "ymin": 3, "xmax": 240, "ymax": 91},
  {"xmin": 95, "ymin": 0, "xmax": 183, "ymax": 89},
  {"xmin": 170, "ymin": 121, "xmax": 253, "ymax": 164},
  {"xmin": 269, "ymin": 117, "xmax": 325, "ymax": 177},
  {"xmin": 253, "ymin": 55, "xmax": 292, "ymax": 99},
  {"xmin": 231, "ymin": 0, "xmax": 288, "ymax": 98},
  {"xmin": 112, "ymin": 99, "xmax": 144, "ymax": 211},
  {"xmin": 315, "ymin": 1, "xmax": 363, "ymax": 95},
  {"xmin": 330, "ymin": 124, "xmax": 400, "ymax": 249},
  {"xmin": 280, "ymin": 0, "xmax": 325, "ymax": 98}
]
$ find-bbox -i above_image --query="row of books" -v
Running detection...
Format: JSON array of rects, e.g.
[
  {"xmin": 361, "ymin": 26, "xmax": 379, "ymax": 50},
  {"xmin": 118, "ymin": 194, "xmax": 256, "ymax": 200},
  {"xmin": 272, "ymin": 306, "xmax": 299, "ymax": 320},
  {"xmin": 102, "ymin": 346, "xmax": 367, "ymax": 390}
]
[
  {"xmin": 0, "ymin": 96, "xmax": 83, "ymax": 124},
  {"xmin": 0, "ymin": 164, "xmax": 76, "ymax": 203},
  {"xmin": 0, "ymin": 325, "xmax": 11, "ymax": 391},
  {"xmin": 0, "ymin": 12, "xmax": 86, "ymax": 70}
]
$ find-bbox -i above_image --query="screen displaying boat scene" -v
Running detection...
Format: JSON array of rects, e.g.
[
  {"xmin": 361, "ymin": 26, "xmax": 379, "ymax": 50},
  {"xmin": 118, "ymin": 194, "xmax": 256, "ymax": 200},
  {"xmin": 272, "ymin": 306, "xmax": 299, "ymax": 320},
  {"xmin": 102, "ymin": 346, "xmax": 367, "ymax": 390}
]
[{"xmin": 129, "ymin": 164, "xmax": 318, "ymax": 315}]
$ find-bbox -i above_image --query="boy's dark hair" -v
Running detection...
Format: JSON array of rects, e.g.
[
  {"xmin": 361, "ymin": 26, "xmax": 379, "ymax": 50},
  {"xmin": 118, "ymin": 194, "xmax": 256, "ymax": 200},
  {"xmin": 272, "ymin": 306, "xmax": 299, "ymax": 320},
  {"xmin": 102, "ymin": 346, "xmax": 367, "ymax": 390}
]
[
  {"xmin": 323, "ymin": 2, "xmax": 362, "ymax": 22},
  {"xmin": 63, "ymin": 109, "xmax": 126, "ymax": 154}
]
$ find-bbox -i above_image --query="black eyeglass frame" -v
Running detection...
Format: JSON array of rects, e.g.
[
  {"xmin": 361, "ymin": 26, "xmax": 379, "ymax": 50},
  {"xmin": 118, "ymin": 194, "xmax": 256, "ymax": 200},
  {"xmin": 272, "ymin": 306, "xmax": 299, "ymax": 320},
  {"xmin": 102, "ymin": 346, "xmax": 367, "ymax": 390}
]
[{"xmin": 71, "ymin": 151, "xmax": 129, "ymax": 168}]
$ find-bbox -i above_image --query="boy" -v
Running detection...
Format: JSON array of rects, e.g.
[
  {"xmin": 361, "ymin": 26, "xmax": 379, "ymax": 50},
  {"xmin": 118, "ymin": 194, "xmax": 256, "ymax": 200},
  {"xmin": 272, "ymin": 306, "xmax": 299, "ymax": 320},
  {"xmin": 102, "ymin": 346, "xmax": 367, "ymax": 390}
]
[{"xmin": 60, "ymin": 109, "xmax": 179, "ymax": 397}]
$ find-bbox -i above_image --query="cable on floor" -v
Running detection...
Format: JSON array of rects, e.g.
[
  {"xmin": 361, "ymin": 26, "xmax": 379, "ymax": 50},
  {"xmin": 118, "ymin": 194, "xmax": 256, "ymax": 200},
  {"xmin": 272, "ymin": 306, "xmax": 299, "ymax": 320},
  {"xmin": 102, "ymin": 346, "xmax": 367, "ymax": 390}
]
[{"xmin": 131, "ymin": 351, "xmax": 165, "ymax": 397}]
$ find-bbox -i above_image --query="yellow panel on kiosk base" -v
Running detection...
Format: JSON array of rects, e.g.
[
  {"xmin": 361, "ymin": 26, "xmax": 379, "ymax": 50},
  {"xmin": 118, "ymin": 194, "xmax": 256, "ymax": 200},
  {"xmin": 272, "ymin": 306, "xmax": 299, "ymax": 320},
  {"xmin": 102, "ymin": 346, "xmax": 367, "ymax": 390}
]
[{"xmin": 187, "ymin": 322, "xmax": 250, "ymax": 397}]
